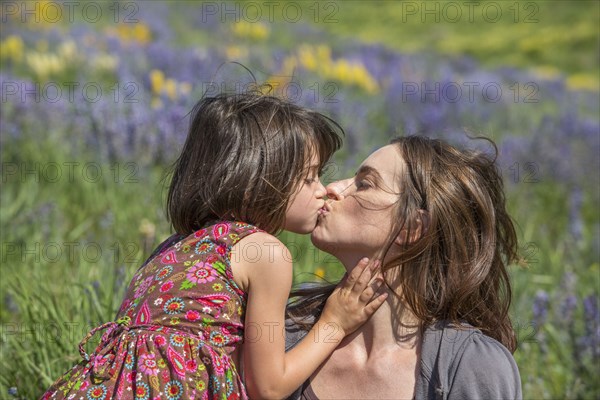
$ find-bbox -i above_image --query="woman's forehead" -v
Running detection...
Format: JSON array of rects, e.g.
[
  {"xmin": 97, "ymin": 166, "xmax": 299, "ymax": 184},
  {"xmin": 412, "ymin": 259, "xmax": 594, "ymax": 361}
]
[
  {"xmin": 358, "ymin": 145, "xmax": 404, "ymax": 189},
  {"xmin": 360, "ymin": 145, "xmax": 403, "ymax": 173}
]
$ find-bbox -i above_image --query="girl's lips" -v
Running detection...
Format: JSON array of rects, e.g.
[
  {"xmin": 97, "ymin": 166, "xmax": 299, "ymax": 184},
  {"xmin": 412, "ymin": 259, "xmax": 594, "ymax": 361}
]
[{"xmin": 318, "ymin": 203, "xmax": 331, "ymax": 215}]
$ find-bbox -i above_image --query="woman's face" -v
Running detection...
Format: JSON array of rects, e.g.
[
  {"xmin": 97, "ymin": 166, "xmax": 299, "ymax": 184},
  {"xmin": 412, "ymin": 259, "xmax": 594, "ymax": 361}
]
[{"xmin": 312, "ymin": 144, "xmax": 404, "ymax": 258}]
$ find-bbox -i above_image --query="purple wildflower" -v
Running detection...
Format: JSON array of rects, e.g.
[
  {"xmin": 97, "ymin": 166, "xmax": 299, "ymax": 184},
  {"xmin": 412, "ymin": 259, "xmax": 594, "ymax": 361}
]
[{"xmin": 532, "ymin": 290, "xmax": 550, "ymax": 326}]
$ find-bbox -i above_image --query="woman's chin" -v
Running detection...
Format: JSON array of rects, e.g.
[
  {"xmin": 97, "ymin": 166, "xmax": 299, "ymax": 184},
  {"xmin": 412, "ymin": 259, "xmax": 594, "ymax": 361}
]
[
  {"xmin": 310, "ymin": 229, "xmax": 335, "ymax": 254},
  {"xmin": 310, "ymin": 228, "xmax": 324, "ymax": 246}
]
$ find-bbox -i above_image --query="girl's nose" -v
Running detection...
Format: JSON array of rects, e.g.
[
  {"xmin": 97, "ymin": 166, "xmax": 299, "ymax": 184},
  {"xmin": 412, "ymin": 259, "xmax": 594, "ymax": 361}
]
[
  {"xmin": 315, "ymin": 179, "xmax": 327, "ymax": 199},
  {"xmin": 326, "ymin": 178, "xmax": 353, "ymax": 201}
]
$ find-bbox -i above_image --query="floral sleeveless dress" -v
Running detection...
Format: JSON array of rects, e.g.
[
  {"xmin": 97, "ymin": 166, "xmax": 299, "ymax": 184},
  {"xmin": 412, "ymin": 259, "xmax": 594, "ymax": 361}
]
[{"xmin": 42, "ymin": 221, "xmax": 262, "ymax": 400}]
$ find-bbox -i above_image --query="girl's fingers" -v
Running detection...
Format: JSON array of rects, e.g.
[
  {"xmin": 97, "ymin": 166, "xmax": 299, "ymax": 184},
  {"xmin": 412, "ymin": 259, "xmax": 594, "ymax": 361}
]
[
  {"xmin": 353, "ymin": 259, "xmax": 381, "ymax": 293},
  {"xmin": 336, "ymin": 258, "xmax": 384, "ymax": 305},
  {"xmin": 369, "ymin": 259, "xmax": 381, "ymax": 271},
  {"xmin": 359, "ymin": 276, "xmax": 385, "ymax": 303},
  {"xmin": 343, "ymin": 257, "xmax": 370, "ymax": 289},
  {"xmin": 351, "ymin": 263, "xmax": 373, "ymax": 295},
  {"xmin": 364, "ymin": 292, "xmax": 388, "ymax": 315},
  {"xmin": 366, "ymin": 263, "xmax": 382, "ymax": 286},
  {"xmin": 359, "ymin": 285, "xmax": 375, "ymax": 303}
]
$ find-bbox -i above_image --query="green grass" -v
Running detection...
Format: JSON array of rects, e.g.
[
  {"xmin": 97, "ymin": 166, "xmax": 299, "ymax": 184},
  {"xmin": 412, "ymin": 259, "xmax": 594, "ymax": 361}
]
[
  {"xmin": 1, "ymin": 133, "xmax": 598, "ymax": 398},
  {"xmin": 1, "ymin": 1, "xmax": 598, "ymax": 398},
  {"xmin": 190, "ymin": 0, "xmax": 597, "ymax": 91},
  {"xmin": 304, "ymin": 0, "xmax": 599, "ymax": 80}
]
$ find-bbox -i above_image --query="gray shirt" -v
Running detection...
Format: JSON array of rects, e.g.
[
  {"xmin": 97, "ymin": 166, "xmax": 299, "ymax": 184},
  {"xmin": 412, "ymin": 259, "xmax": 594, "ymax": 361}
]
[{"xmin": 285, "ymin": 319, "xmax": 522, "ymax": 400}]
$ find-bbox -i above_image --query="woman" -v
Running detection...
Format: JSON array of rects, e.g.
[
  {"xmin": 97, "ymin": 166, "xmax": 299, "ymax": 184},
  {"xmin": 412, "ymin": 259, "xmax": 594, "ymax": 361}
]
[{"xmin": 285, "ymin": 135, "xmax": 522, "ymax": 399}]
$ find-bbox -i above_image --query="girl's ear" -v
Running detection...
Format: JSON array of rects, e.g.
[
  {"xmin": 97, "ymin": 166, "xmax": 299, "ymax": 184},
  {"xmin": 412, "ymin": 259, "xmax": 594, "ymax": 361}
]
[{"xmin": 394, "ymin": 210, "xmax": 429, "ymax": 246}]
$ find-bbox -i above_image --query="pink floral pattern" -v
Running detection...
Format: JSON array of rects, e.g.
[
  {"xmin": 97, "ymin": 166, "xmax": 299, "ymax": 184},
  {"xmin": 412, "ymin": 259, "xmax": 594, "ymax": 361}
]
[
  {"xmin": 42, "ymin": 221, "xmax": 261, "ymax": 400},
  {"xmin": 187, "ymin": 261, "xmax": 217, "ymax": 284}
]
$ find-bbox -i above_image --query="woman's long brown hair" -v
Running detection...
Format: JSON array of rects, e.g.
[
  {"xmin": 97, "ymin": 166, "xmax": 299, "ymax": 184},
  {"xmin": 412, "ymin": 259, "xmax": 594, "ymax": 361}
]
[{"xmin": 287, "ymin": 135, "xmax": 519, "ymax": 353}]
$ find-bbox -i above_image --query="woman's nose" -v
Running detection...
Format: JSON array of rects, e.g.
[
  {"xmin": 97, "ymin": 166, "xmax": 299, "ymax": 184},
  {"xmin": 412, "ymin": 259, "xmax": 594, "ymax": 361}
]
[{"xmin": 326, "ymin": 178, "xmax": 353, "ymax": 200}]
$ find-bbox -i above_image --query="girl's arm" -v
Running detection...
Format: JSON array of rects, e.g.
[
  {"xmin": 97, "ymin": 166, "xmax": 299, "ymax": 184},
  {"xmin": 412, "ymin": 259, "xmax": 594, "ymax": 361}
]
[{"xmin": 231, "ymin": 232, "xmax": 386, "ymax": 399}]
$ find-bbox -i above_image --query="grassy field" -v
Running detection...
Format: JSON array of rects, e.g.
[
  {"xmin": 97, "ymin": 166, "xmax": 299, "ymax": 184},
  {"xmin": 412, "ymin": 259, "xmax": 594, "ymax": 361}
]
[
  {"xmin": 307, "ymin": 1, "xmax": 599, "ymax": 77},
  {"xmin": 1, "ymin": 1, "xmax": 598, "ymax": 398}
]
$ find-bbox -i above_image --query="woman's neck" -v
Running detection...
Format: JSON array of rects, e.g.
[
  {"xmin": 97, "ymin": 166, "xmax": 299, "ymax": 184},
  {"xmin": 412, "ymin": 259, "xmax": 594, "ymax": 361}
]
[{"xmin": 338, "ymin": 256, "xmax": 421, "ymax": 357}]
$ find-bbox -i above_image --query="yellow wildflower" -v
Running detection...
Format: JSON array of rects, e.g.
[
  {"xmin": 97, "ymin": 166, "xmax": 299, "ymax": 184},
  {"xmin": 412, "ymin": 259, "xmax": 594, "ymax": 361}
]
[
  {"xmin": 26, "ymin": 51, "xmax": 64, "ymax": 79},
  {"xmin": 566, "ymin": 74, "xmax": 600, "ymax": 92},
  {"xmin": 164, "ymin": 79, "xmax": 177, "ymax": 101},
  {"xmin": 314, "ymin": 267, "xmax": 325, "ymax": 279},
  {"xmin": 292, "ymin": 44, "xmax": 379, "ymax": 93},
  {"xmin": 316, "ymin": 45, "xmax": 331, "ymax": 62},
  {"xmin": 225, "ymin": 46, "xmax": 248, "ymax": 60},
  {"xmin": 58, "ymin": 40, "xmax": 77, "ymax": 59},
  {"xmin": 532, "ymin": 66, "xmax": 561, "ymax": 80},
  {"xmin": 149, "ymin": 69, "xmax": 165, "ymax": 95},
  {"xmin": 298, "ymin": 44, "xmax": 318, "ymax": 71},
  {"xmin": 0, "ymin": 35, "xmax": 24, "ymax": 63},
  {"xmin": 132, "ymin": 23, "xmax": 152, "ymax": 44},
  {"xmin": 107, "ymin": 22, "xmax": 152, "ymax": 45},
  {"xmin": 149, "ymin": 70, "xmax": 191, "ymax": 101},
  {"xmin": 231, "ymin": 21, "xmax": 269, "ymax": 40},
  {"xmin": 93, "ymin": 53, "xmax": 119, "ymax": 72}
]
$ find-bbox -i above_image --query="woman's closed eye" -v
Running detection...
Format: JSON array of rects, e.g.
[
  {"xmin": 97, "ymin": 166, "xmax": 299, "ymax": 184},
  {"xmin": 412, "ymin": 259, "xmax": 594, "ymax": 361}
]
[{"xmin": 355, "ymin": 179, "xmax": 372, "ymax": 190}]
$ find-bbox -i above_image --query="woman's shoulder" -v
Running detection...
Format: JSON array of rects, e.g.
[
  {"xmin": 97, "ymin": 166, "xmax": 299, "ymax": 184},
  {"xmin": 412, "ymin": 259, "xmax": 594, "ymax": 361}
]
[
  {"xmin": 422, "ymin": 320, "xmax": 512, "ymax": 355},
  {"xmin": 417, "ymin": 320, "xmax": 522, "ymax": 399}
]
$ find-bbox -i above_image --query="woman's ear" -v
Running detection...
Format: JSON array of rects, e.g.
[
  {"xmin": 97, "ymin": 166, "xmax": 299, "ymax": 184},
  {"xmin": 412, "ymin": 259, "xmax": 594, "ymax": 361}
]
[{"xmin": 394, "ymin": 210, "xmax": 429, "ymax": 246}]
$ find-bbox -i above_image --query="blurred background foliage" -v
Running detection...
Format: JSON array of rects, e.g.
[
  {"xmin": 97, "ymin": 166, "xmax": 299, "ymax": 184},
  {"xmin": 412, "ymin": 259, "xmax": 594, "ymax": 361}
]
[{"xmin": 1, "ymin": 0, "xmax": 598, "ymax": 398}]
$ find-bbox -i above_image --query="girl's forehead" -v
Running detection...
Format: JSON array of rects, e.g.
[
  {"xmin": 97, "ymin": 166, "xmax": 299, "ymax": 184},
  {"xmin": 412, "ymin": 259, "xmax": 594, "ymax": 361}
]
[{"xmin": 306, "ymin": 144, "xmax": 323, "ymax": 166}]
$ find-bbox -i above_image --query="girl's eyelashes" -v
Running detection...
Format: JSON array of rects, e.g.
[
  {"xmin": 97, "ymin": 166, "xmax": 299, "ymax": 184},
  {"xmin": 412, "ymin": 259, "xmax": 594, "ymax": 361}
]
[{"xmin": 304, "ymin": 168, "xmax": 321, "ymax": 185}]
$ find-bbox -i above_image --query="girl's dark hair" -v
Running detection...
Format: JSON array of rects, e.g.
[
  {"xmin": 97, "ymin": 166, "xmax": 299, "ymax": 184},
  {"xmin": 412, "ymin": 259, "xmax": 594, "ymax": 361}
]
[
  {"xmin": 166, "ymin": 92, "xmax": 343, "ymax": 235},
  {"xmin": 288, "ymin": 135, "xmax": 519, "ymax": 353}
]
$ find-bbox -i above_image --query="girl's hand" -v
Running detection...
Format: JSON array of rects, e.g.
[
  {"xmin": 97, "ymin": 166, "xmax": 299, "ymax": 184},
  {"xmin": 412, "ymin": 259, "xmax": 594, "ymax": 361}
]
[{"xmin": 320, "ymin": 258, "xmax": 387, "ymax": 337}]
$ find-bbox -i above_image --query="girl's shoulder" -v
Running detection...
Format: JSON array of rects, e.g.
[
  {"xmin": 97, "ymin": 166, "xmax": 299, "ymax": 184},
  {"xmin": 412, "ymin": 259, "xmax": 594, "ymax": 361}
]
[
  {"xmin": 138, "ymin": 220, "xmax": 264, "ymax": 271},
  {"xmin": 229, "ymin": 228, "xmax": 291, "ymax": 269},
  {"xmin": 168, "ymin": 220, "xmax": 266, "ymax": 254},
  {"xmin": 185, "ymin": 220, "xmax": 264, "ymax": 243},
  {"xmin": 226, "ymin": 225, "xmax": 293, "ymax": 298}
]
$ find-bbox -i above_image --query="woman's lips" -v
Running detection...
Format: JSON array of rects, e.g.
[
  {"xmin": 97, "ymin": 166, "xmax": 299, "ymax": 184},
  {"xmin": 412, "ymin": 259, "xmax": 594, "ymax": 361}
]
[{"xmin": 318, "ymin": 202, "xmax": 332, "ymax": 215}]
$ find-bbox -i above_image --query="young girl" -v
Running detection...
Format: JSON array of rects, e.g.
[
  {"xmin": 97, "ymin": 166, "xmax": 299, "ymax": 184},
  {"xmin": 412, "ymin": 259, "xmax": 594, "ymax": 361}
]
[{"xmin": 42, "ymin": 93, "xmax": 387, "ymax": 400}]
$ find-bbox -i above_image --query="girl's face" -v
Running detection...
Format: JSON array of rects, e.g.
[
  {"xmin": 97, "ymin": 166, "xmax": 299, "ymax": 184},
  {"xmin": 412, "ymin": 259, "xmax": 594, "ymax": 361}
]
[
  {"xmin": 283, "ymin": 153, "xmax": 327, "ymax": 234},
  {"xmin": 311, "ymin": 145, "xmax": 404, "ymax": 257}
]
